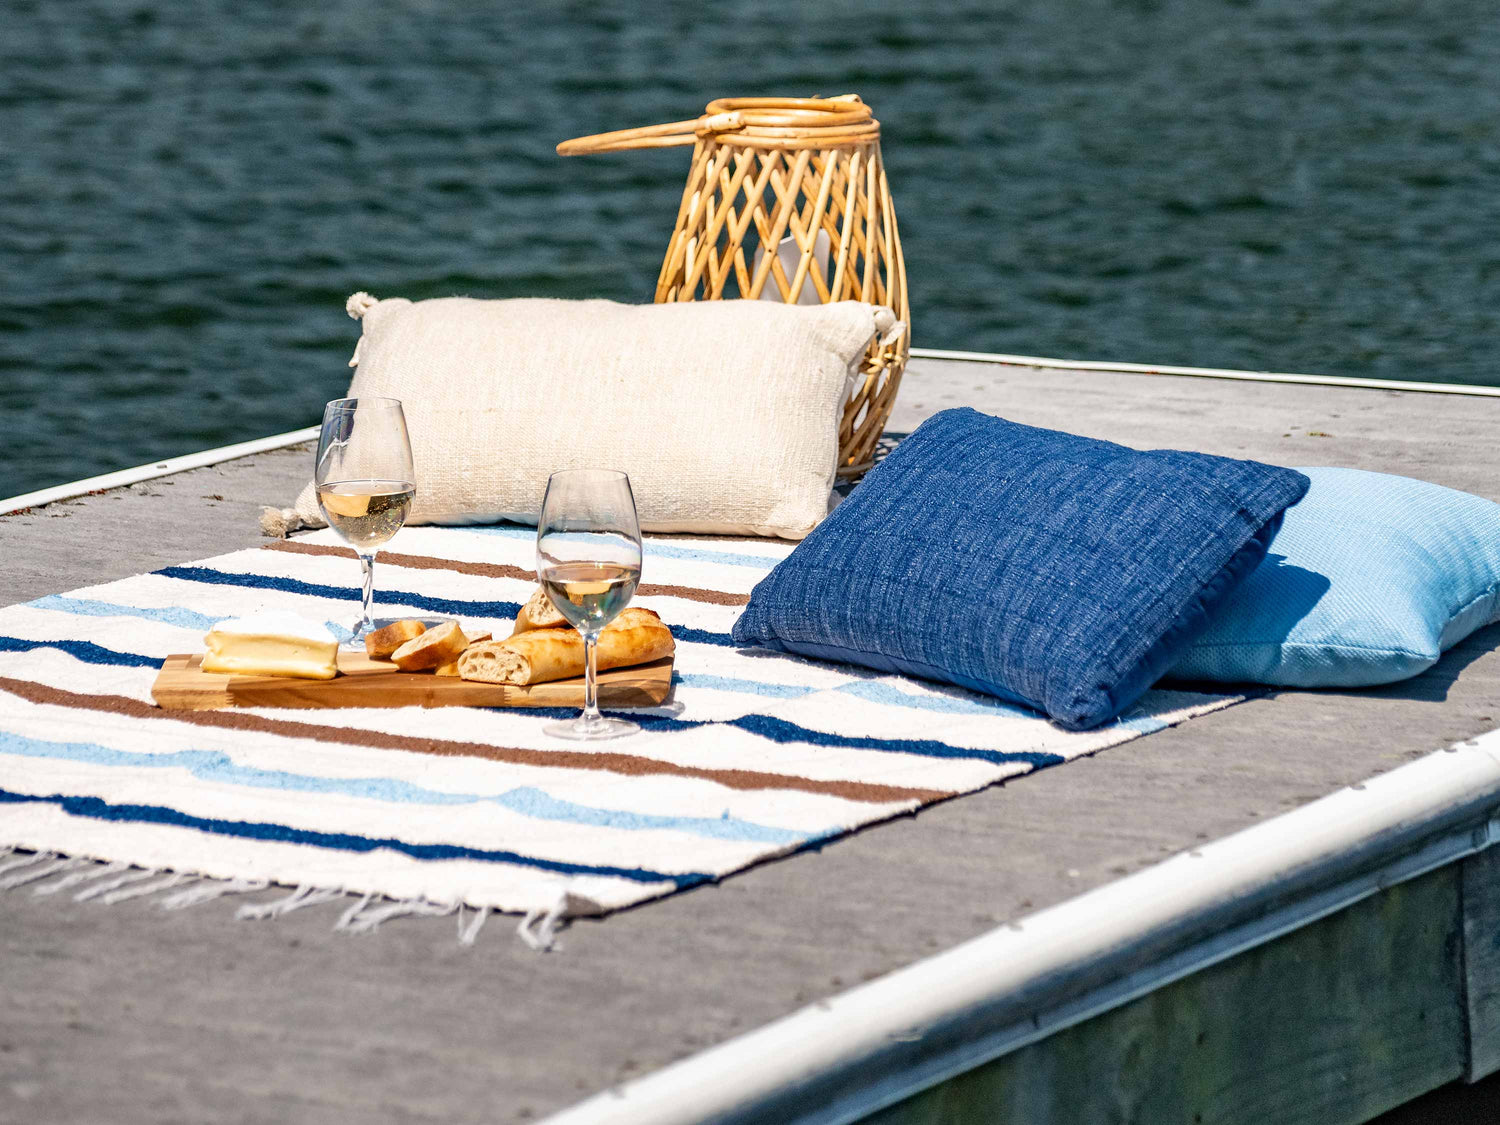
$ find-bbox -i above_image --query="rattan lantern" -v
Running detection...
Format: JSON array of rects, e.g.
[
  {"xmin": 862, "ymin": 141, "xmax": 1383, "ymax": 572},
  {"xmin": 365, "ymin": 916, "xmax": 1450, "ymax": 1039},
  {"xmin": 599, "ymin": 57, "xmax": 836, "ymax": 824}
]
[{"xmin": 558, "ymin": 95, "xmax": 909, "ymax": 479}]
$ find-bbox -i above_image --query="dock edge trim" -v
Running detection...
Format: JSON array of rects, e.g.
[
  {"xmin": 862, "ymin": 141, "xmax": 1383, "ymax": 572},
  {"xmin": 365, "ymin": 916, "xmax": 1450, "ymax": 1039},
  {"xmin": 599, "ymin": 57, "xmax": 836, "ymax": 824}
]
[
  {"xmin": 543, "ymin": 731, "xmax": 1500, "ymax": 1125},
  {"xmin": 910, "ymin": 346, "xmax": 1500, "ymax": 397},
  {"xmin": 0, "ymin": 426, "xmax": 319, "ymax": 517}
]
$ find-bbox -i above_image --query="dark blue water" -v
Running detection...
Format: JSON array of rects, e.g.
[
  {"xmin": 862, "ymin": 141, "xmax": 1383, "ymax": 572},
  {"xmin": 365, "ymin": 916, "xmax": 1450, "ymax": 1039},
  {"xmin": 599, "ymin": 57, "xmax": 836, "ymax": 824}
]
[{"xmin": 4, "ymin": 0, "xmax": 1498, "ymax": 495}]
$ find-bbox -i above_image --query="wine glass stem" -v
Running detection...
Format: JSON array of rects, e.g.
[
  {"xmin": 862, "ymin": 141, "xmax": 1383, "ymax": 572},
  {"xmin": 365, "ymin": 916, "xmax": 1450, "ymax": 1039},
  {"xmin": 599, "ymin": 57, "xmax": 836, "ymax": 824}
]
[
  {"xmin": 581, "ymin": 630, "xmax": 601, "ymax": 725},
  {"xmin": 356, "ymin": 552, "xmax": 376, "ymax": 636}
]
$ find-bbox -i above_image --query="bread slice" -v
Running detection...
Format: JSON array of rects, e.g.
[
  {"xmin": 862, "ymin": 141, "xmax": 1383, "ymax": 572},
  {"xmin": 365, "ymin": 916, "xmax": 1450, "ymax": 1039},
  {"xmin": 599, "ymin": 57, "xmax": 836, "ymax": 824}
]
[
  {"xmin": 365, "ymin": 619, "xmax": 426, "ymax": 660},
  {"xmin": 459, "ymin": 607, "xmax": 673, "ymax": 686},
  {"xmin": 510, "ymin": 586, "xmax": 568, "ymax": 637},
  {"xmin": 391, "ymin": 621, "xmax": 469, "ymax": 671}
]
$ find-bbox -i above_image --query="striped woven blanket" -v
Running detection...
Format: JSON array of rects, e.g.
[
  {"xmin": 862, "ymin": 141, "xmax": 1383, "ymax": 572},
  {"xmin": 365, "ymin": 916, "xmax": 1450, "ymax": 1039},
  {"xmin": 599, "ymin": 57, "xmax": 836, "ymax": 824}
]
[{"xmin": 0, "ymin": 524, "xmax": 1237, "ymax": 931}]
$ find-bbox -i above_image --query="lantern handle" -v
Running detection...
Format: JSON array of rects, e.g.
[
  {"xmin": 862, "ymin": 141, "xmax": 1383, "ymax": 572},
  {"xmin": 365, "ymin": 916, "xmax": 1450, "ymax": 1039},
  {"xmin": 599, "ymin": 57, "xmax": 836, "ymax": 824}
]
[
  {"xmin": 557, "ymin": 112, "xmax": 744, "ymax": 156},
  {"xmin": 558, "ymin": 96, "xmax": 876, "ymax": 156}
]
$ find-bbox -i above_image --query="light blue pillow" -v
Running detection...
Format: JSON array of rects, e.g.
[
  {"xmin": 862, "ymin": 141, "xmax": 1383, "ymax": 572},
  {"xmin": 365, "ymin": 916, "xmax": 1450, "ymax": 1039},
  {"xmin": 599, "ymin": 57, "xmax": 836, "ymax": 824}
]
[{"xmin": 1169, "ymin": 466, "xmax": 1500, "ymax": 687}]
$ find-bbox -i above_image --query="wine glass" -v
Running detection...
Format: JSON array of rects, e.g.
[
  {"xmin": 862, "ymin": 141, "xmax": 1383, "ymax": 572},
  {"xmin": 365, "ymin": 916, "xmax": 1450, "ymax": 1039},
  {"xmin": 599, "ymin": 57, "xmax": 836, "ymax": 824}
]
[
  {"xmin": 314, "ymin": 397, "xmax": 416, "ymax": 644},
  {"xmin": 536, "ymin": 469, "xmax": 643, "ymax": 740}
]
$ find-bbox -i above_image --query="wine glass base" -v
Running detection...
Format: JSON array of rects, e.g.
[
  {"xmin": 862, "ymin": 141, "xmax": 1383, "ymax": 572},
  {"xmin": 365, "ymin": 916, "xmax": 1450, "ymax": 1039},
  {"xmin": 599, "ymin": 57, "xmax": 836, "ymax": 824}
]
[{"xmin": 543, "ymin": 715, "xmax": 641, "ymax": 741}]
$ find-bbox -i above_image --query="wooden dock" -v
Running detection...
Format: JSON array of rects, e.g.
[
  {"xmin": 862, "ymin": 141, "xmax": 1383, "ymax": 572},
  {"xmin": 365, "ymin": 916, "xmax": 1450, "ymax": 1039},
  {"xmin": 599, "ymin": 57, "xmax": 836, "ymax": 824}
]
[{"xmin": 3, "ymin": 353, "xmax": 1500, "ymax": 1124}]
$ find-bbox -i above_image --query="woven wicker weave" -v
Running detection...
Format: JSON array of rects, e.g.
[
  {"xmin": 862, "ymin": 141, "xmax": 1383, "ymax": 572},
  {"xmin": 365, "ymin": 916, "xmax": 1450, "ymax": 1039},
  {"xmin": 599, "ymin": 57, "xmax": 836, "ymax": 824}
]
[{"xmin": 559, "ymin": 95, "xmax": 909, "ymax": 479}]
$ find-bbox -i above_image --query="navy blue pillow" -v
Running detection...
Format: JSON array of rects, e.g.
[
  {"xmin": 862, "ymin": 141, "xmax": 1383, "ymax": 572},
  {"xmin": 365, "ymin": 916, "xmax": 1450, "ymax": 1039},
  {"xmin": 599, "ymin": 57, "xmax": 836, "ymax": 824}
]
[{"xmin": 732, "ymin": 408, "xmax": 1310, "ymax": 730}]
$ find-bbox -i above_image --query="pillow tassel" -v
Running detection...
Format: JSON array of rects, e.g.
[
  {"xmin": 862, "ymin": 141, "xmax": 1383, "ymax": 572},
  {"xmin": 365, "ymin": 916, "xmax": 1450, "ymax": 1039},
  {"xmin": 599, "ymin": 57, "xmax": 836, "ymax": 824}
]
[{"xmin": 259, "ymin": 505, "xmax": 308, "ymax": 539}]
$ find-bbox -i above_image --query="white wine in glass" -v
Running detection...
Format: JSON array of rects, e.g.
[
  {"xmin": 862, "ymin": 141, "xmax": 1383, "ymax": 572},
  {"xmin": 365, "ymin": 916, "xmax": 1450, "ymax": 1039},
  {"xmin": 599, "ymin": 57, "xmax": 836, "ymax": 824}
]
[
  {"xmin": 536, "ymin": 469, "xmax": 643, "ymax": 740},
  {"xmin": 314, "ymin": 397, "xmax": 415, "ymax": 643}
]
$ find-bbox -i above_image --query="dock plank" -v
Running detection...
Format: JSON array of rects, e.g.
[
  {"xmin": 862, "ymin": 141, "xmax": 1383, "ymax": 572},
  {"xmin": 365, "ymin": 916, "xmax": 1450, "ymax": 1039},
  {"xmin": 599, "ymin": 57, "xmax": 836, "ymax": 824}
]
[{"xmin": 1463, "ymin": 843, "xmax": 1500, "ymax": 1081}]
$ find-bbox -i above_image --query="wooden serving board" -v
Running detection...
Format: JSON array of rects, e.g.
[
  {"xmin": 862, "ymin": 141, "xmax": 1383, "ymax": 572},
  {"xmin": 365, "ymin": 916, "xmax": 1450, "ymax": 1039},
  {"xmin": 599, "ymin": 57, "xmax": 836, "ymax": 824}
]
[{"xmin": 150, "ymin": 652, "xmax": 674, "ymax": 712}]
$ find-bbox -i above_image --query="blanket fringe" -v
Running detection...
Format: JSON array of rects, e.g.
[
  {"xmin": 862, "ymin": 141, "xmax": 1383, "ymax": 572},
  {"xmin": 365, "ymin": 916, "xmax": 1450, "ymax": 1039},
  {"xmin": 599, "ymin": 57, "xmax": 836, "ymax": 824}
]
[
  {"xmin": 458, "ymin": 904, "xmax": 491, "ymax": 946},
  {"xmin": 236, "ymin": 883, "xmax": 346, "ymax": 920},
  {"xmin": 73, "ymin": 866, "xmax": 162, "ymax": 901},
  {"xmin": 100, "ymin": 872, "xmax": 192, "ymax": 906},
  {"xmin": 0, "ymin": 854, "xmax": 81, "ymax": 891},
  {"xmin": 160, "ymin": 876, "xmax": 269, "ymax": 911},
  {"xmin": 1, "ymin": 850, "xmax": 533, "ymax": 947},
  {"xmin": 518, "ymin": 891, "xmax": 571, "ymax": 953},
  {"xmin": 336, "ymin": 895, "xmax": 457, "ymax": 936},
  {"xmin": 34, "ymin": 860, "xmax": 131, "ymax": 896},
  {"xmin": 0, "ymin": 850, "xmax": 58, "ymax": 884}
]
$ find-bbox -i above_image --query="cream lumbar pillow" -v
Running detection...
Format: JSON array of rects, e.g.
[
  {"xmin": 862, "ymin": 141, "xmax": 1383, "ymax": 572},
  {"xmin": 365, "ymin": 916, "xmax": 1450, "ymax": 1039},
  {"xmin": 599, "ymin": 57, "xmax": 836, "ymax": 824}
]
[{"xmin": 278, "ymin": 293, "xmax": 899, "ymax": 539}]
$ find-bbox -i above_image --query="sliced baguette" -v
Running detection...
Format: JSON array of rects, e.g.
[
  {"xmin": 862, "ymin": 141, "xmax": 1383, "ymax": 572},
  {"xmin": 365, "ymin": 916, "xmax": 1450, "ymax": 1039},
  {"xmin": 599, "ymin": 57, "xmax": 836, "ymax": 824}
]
[
  {"xmin": 434, "ymin": 631, "xmax": 494, "ymax": 677},
  {"xmin": 365, "ymin": 618, "xmax": 426, "ymax": 660},
  {"xmin": 510, "ymin": 586, "xmax": 568, "ymax": 636},
  {"xmin": 391, "ymin": 621, "xmax": 469, "ymax": 672},
  {"xmin": 460, "ymin": 608, "xmax": 673, "ymax": 686}
]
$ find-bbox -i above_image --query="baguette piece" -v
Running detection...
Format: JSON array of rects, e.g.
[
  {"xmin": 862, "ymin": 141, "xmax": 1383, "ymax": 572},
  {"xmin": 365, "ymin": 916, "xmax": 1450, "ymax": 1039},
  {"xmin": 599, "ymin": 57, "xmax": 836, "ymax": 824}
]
[
  {"xmin": 460, "ymin": 608, "xmax": 673, "ymax": 686},
  {"xmin": 434, "ymin": 632, "xmax": 492, "ymax": 677},
  {"xmin": 510, "ymin": 586, "xmax": 568, "ymax": 636},
  {"xmin": 364, "ymin": 618, "xmax": 426, "ymax": 660},
  {"xmin": 391, "ymin": 621, "xmax": 469, "ymax": 671}
]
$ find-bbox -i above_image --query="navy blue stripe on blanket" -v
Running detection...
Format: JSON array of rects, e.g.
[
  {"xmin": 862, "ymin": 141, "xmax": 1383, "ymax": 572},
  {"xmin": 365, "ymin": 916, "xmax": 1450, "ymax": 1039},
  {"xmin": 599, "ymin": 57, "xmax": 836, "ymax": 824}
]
[
  {"xmin": 0, "ymin": 636, "xmax": 160, "ymax": 668},
  {"xmin": 710, "ymin": 714, "xmax": 1063, "ymax": 767},
  {"xmin": 156, "ymin": 565, "xmax": 737, "ymax": 646},
  {"xmin": 156, "ymin": 566, "xmax": 525, "ymax": 622},
  {"xmin": 0, "ymin": 787, "xmax": 713, "ymax": 888},
  {"xmin": 517, "ymin": 709, "xmax": 1064, "ymax": 767}
]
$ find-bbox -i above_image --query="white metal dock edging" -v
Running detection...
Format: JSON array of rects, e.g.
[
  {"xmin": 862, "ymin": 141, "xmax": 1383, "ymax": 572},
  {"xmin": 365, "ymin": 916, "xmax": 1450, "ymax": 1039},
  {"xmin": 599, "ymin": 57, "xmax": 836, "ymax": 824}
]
[
  {"xmin": 909, "ymin": 347, "xmax": 1500, "ymax": 398},
  {"xmin": 542, "ymin": 731, "xmax": 1500, "ymax": 1125},
  {"xmin": 0, "ymin": 426, "xmax": 320, "ymax": 517}
]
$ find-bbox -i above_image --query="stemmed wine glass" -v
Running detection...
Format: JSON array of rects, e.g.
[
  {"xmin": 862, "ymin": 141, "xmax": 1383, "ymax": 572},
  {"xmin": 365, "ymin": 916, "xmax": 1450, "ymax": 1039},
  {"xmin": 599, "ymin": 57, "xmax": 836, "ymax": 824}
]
[
  {"xmin": 314, "ymin": 397, "xmax": 416, "ymax": 645},
  {"xmin": 536, "ymin": 469, "xmax": 643, "ymax": 740}
]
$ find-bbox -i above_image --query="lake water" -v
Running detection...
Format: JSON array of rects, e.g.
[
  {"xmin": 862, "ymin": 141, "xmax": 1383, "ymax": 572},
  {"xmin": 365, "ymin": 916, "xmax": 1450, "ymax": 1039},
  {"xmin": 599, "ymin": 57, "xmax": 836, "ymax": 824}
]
[{"xmin": 4, "ymin": 0, "xmax": 1498, "ymax": 495}]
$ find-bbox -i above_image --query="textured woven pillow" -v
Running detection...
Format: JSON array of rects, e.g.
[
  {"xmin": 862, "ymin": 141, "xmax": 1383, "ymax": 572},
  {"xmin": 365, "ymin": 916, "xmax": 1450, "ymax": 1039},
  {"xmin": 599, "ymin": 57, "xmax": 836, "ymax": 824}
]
[
  {"xmin": 731, "ymin": 408, "xmax": 1310, "ymax": 730},
  {"xmin": 1169, "ymin": 466, "xmax": 1500, "ymax": 687},
  {"xmin": 284, "ymin": 294, "xmax": 898, "ymax": 538}
]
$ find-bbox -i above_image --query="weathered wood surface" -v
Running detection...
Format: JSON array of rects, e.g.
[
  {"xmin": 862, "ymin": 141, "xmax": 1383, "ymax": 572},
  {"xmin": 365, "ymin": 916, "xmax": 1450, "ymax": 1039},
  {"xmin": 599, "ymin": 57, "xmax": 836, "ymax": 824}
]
[
  {"xmin": 1463, "ymin": 841, "xmax": 1500, "ymax": 1082},
  {"xmin": 150, "ymin": 652, "xmax": 674, "ymax": 711},
  {"xmin": 867, "ymin": 866, "xmax": 1466, "ymax": 1125},
  {"xmin": 3, "ymin": 358, "xmax": 1500, "ymax": 1123}
]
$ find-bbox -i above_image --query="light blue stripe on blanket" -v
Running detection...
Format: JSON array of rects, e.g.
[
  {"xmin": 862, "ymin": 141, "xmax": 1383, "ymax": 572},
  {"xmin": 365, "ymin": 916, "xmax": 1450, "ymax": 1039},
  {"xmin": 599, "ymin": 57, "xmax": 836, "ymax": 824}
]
[
  {"xmin": 0, "ymin": 730, "xmax": 812, "ymax": 845},
  {"xmin": 677, "ymin": 673, "xmax": 1037, "ymax": 717},
  {"xmin": 27, "ymin": 596, "xmax": 220, "ymax": 632},
  {"xmin": 27, "ymin": 595, "xmax": 352, "ymax": 643}
]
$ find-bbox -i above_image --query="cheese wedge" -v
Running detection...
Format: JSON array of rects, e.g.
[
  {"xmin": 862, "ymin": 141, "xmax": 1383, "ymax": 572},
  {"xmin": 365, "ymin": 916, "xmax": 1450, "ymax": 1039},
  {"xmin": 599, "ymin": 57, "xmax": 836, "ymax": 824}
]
[{"xmin": 202, "ymin": 611, "xmax": 339, "ymax": 680}]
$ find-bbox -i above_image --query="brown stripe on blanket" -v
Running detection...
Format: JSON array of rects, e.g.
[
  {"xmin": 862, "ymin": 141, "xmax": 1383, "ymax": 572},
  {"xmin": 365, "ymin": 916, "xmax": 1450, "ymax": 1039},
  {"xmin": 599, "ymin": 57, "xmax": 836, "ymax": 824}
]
[
  {"xmin": 263, "ymin": 540, "xmax": 750, "ymax": 607},
  {"xmin": 0, "ymin": 677, "xmax": 946, "ymax": 806}
]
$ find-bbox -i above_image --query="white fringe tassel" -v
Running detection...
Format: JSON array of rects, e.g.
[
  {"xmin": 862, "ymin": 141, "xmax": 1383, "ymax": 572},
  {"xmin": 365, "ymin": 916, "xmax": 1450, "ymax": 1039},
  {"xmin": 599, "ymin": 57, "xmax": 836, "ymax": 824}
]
[
  {"xmin": 34, "ymin": 860, "xmax": 132, "ymax": 896},
  {"xmin": 236, "ymin": 884, "xmax": 347, "ymax": 921},
  {"xmin": 3, "ymin": 847, "xmax": 557, "ymax": 948},
  {"xmin": 518, "ymin": 891, "xmax": 573, "ymax": 953},
  {"xmin": 73, "ymin": 867, "xmax": 160, "ymax": 902},
  {"xmin": 160, "ymin": 877, "xmax": 269, "ymax": 911},
  {"xmin": 458, "ymin": 904, "xmax": 491, "ymax": 947},
  {"xmin": 100, "ymin": 872, "xmax": 193, "ymax": 906},
  {"xmin": 0, "ymin": 854, "xmax": 84, "ymax": 891},
  {"xmin": 335, "ymin": 896, "xmax": 457, "ymax": 936},
  {"xmin": 0, "ymin": 850, "xmax": 57, "ymax": 884}
]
